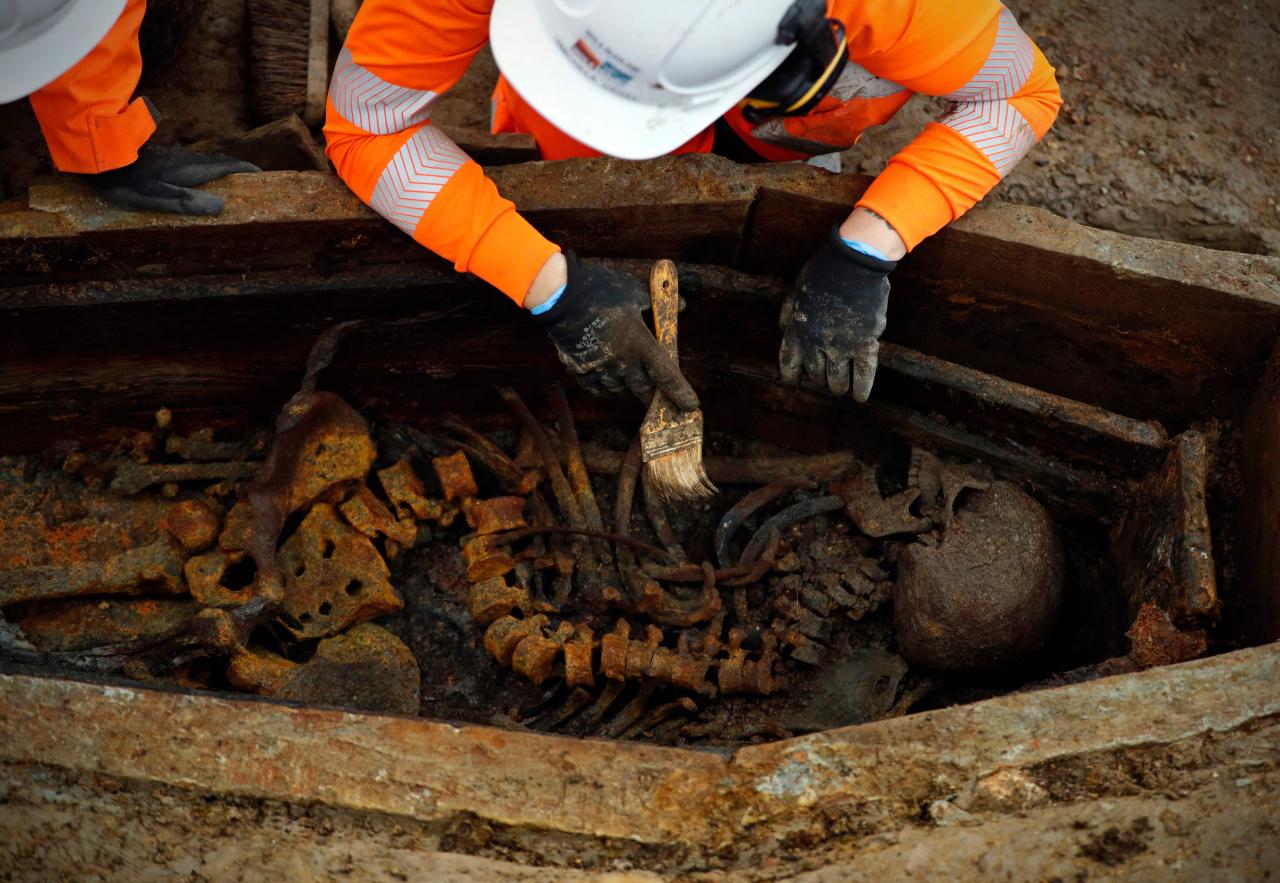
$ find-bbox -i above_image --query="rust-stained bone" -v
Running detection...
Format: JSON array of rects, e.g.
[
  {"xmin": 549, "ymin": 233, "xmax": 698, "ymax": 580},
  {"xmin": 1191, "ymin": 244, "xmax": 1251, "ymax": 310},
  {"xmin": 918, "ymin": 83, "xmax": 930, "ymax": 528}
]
[
  {"xmin": 718, "ymin": 628, "xmax": 777, "ymax": 695},
  {"xmin": 460, "ymin": 533, "xmax": 516, "ymax": 582},
  {"xmin": 160, "ymin": 499, "xmax": 220, "ymax": 552},
  {"xmin": 714, "ymin": 478, "xmax": 814, "ymax": 568},
  {"xmin": 563, "ymin": 623, "xmax": 596, "ymax": 688},
  {"xmin": 0, "ymin": 537, "xmax": 185, "ymax": 606},
  {"xmin": 2, "ymin": 602, "xmax": 237, "ymax": 675},
  {"xmin": 642, "ymin": 482, "xmax": 689, "ymax": 564},
  {"xmin": 547, "ymin": 385, "xmax": 625, "ymax": 600},
  {"xmin": 498, "ymin": 388, "xmax": 602, "ymax": 605},
  {"xmin": 1111, "ymin": 430, "xmax": 1218, "ymax": 626},
  {"xmin": 467, "ymin": 576, "xmax": 531, "ymax": 627},
  {"xmin": 483, "ymin": 615, "xmax": 550, "ymax": 667},
  {"xmin": 895, "ymin": 481, "xmax": 1064, "ymax": 671},
  {"xmin": 431, "ymin": 451, "xmax": 479, "ymax": 503},
  {"xmin": 110, "ymin": 460, "xmax": 260, "ymax": 496},
  {"xmin": 612, "ymin": 440, "xmax": 661, "ymax": 606},
  {"xmin": 465, "ymin": 497, "xmax": 527, "ymax": 536},
  {"xmin": 830, "ymin": 469, "xmax": 932, "ymax": 538},
  {"xmin": 597, "ymin": 619, "xmax": 714, "ymax": 694},
  {"xmin": 378, "ymin": 458, "xmax": 450, "ymax": 524},
  {"xmin": 737, "ymin": 496, "xmax": 843, "ymax": 566},
  {"xmin": 510, "ymin": 630, "xmax": 562, "ymax": 686},
  {"xmin": 165, "ymin": 429, "xmax": 265, "ymax": 462},
  {"xmin": 227, "ymin": 623, "xmax": 420, "ymax": 715},
  {"xmin": 242, "ymin": 322, "xmax": 372, "ymax": 614},
  {"xmin": 15, "ymin": 597, "xmax": 207, "ymax": 654},
  {"xmin": 277, "ymin": 503, "xmax": 401, "ymax": 640},
  {"xmin": 438, "ymin": 413, "xmax": 542, "ymax": 496},
  {"xmin": 339, "ymin": 484, "xmax": 418, "ymax": 549},
  {"xmin": 184, "ymin": 549, "xmax": 255, "ymax": 608},
  {"xmin": 907, "ymin": 448, "xmax": 993, "ymax": 527}
]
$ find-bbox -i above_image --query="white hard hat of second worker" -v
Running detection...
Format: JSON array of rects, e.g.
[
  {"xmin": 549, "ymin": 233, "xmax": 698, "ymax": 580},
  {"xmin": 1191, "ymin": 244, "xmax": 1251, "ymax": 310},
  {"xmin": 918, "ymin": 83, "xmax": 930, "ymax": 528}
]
[
  {"xmin": 489, "ymin": 0, "xmax": 845, "ymax": 161},
  {"xmin": 0, "ymin": 0, "xmax": 127, "ymax": 103}
]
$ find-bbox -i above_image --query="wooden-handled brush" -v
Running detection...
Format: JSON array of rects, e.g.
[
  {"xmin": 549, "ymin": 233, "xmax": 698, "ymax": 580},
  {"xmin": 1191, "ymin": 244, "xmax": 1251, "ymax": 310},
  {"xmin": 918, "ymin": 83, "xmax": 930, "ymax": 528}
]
[{"xmin": 640, "ymin": 260, "xmax": 717, "ymax": 502}]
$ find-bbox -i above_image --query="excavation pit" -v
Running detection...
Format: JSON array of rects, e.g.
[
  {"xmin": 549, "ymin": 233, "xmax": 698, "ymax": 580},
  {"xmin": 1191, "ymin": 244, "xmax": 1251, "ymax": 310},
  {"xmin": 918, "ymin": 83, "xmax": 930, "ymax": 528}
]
[{"xmin": 1, "ymin": 158, "xmax": 1278, "ymax": 869}]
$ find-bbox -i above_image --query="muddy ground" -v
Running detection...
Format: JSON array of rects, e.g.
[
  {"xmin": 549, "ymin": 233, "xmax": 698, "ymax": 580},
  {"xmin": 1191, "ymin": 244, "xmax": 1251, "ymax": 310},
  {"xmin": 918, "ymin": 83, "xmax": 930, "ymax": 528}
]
[
  {"xmin": 2, "ymin": 712, "xmax": 1278, "ymax": 882},
  {"xmin": 0, "ymin": 0, "xmax": 1276, "ymax": 257}
]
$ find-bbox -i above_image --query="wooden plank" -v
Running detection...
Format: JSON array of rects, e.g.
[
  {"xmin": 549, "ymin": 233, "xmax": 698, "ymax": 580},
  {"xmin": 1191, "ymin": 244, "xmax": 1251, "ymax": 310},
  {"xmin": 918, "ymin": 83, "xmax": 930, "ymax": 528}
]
[
  {"xmin": 1, "ymin": 642, "xmax": 1277, "ymax": 850},
  {"xmin": 1111, "ymin": 430, "xmax": 1219, "ymax": 626},
  {"xmin": 1241, "ymin": 338, "xmax": 1280, "ymax": 642}
]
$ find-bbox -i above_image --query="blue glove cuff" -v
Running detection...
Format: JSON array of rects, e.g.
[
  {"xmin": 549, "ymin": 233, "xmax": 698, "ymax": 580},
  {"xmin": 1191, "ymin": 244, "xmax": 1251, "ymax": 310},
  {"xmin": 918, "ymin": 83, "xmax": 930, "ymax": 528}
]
[
  {"xmin": 841, "ymin": 238, "xmax": 892, "ymax": 262},
  {"xmin": 528, "ymin": 282, "xmax": 566, "ymax": 316}
]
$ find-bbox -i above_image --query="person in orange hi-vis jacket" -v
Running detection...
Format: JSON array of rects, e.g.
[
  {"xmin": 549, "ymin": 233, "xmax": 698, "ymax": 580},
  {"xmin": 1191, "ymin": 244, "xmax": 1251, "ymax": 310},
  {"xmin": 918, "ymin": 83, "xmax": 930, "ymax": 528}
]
[
  {"xmin": 324, "ymin": 1, "xmax": 1061, "ymax": 408},
  {"xmin": 1, "ymin": 0, "xmax": 256, "ymax": 215}
]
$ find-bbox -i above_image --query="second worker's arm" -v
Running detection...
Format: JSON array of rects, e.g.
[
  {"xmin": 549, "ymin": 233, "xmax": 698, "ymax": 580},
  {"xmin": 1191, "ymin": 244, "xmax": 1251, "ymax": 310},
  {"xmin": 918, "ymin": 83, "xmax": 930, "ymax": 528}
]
[{"xmin": 323, "ymin": 0, "xmax": 695, "ymax": 409}]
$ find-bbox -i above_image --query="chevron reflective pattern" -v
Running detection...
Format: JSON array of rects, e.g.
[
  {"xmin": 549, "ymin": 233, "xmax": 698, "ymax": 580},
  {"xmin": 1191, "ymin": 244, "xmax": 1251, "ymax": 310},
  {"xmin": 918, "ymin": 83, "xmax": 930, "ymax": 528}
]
[
  {"xmin": 330, "ymin": 47, "xmax": 438, "ymax": 135},
  {"xmin": 939, "ymin": 8, "xmax": 1037, "ymax": 175},
  {"xmin": 369, "ymin": 126, "xmax": 469, "ymax": 236}
]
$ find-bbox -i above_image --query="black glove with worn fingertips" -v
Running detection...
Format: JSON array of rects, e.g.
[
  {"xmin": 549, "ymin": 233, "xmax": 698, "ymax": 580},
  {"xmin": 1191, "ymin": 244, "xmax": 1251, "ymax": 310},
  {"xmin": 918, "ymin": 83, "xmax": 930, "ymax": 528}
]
[
  {"xmin": 535, "ymin": 251, "xmax": 699, "ymax": 411},
  {"xmin": 779, "ymin": 226, "xmax": 896, "ymax": 403}
]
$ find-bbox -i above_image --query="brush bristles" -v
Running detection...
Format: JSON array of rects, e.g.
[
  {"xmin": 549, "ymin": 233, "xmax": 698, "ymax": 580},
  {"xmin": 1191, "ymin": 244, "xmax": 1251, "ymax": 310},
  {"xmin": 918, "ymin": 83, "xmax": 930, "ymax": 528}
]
[{"xmin": 643, "ymin": 442, "xmax": 717, "ymax": 502}]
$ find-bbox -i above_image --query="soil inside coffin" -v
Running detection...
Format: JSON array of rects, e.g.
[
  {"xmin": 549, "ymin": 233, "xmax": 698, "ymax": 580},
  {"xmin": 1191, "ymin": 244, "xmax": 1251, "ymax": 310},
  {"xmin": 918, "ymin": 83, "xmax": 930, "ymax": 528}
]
[{"xmin": 0, "ymin": 374, "xmax": 1208, "ymax": 749}]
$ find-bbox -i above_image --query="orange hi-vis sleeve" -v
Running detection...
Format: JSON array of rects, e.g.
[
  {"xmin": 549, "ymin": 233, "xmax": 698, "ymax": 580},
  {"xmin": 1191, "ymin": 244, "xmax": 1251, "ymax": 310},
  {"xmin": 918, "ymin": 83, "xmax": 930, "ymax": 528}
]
[
  {"xmin": 323, "ymin": 0, "xmax": 558, "ymax": 305},
  {"xmin": 833, "ymin": 0, "xmax": 1062, "ymax": 250},
  {"xmin": 27, "ymin": 0, "xmax": 156, "ymax": 174}
]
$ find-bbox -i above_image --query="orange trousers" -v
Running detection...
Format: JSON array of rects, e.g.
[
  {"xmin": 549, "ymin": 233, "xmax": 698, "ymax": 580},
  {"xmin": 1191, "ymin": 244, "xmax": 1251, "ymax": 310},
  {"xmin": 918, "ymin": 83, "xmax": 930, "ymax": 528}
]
[{"xmin": 27, "ymin": 0, "xmax": 155, "ymax": 174}]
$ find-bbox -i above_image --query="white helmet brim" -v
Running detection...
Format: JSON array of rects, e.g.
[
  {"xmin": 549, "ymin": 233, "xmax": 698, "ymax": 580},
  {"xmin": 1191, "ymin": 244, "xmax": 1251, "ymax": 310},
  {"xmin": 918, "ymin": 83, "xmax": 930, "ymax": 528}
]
[
  {"xmin": 0, "ymin": 0, "xmax": 128, "ymax": 104},
  {"xmin": 490, "ymin": 0, "xmax": 788, "ymax": 161}
]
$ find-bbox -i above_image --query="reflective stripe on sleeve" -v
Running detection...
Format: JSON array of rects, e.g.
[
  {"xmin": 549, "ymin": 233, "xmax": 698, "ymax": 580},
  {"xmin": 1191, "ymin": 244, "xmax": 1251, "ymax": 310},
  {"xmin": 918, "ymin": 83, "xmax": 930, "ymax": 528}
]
[
  {"xmin": 938, "ymin": 8, "xmax": 1037, "ymax": 176},
  {"xmin": 369, "ymin": 125, "xmax": 469, "ymax": 236},
  {"xmin": 330, "ymin": 46, "xmax": 439, "ymax": 135}
]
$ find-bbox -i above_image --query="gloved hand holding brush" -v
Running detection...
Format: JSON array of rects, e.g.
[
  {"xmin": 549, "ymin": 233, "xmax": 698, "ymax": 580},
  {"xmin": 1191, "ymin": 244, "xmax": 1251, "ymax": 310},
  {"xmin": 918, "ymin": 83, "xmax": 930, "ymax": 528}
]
[{"xmin": 531, "ymin": 251, "xmax": 700, "ymax": 411}]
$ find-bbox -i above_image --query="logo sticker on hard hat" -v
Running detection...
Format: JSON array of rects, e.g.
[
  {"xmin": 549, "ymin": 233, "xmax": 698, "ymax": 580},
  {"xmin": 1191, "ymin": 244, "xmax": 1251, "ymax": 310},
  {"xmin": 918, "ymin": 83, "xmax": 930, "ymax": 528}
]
[{"xmin": 570, "ymin": 32, "xmax": 635, "ymax": 85}]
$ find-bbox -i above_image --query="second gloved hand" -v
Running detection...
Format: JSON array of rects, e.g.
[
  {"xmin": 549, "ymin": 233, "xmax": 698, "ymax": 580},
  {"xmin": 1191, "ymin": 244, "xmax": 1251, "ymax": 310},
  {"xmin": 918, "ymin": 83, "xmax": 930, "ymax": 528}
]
[
  {"xmin": 82, "ymin": 141, "xmax": 259, "ymax": 216},
  {"xmin": 535, "ymin": 252, "xmax": 699, "ymax": 411},
  {"xmin": 779, "ymin": 227, "xmax": 897, "ymax": 403}
]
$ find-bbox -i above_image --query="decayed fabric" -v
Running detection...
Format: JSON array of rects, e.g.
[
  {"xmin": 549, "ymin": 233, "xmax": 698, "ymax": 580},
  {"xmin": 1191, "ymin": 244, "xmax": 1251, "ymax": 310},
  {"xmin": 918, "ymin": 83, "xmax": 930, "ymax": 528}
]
[
  {"xmin": 26, "ymin": 0, "xmax": 156, "ymax": 174},
  {"xmin": 324, "ymin": 0, "xmax": 1060, "ymax": 302}
]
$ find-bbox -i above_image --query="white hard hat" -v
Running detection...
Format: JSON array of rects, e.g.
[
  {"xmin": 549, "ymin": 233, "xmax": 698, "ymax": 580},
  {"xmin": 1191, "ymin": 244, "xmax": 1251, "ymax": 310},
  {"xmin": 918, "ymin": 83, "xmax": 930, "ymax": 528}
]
[
  {"xmin": 490, "ymin": 0, "xmax": 803, "ymax": 160},
  {"xmin": 0, "ymin": 0, "xmax": 127, "ymax": 103}
]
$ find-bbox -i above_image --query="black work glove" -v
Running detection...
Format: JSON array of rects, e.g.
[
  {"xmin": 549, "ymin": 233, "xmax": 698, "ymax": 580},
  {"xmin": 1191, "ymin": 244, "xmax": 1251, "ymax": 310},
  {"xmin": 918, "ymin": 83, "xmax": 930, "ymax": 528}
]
[
  {"xmin": 535, "ymin": 252, "xmax": 699, "ymax": 410},
  {"xmin": 82, "ymin": 141, "xmax": 259, "ymax": 216},
  {"xmin": 779, "ymin": 227, "xmax": 897, "ymax": 403}
]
